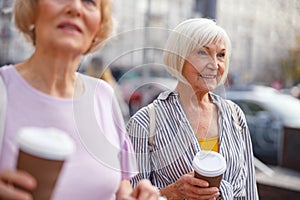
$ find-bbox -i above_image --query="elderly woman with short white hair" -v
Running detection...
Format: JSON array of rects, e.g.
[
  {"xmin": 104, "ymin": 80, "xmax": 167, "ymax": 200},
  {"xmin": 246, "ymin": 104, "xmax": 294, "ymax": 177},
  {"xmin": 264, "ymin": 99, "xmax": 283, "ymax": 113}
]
[{"xmin": 127, "ymin": 18, "xmax": 259, "ymax": 200}]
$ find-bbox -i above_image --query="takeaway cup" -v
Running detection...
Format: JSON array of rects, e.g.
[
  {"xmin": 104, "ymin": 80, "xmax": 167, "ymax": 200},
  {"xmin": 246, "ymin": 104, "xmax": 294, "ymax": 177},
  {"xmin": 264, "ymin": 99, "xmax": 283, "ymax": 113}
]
[
  {"xmin": 192, "ymin": 151, "xmax": 226, "ymax": 188},
  {"xmin": 16, "ymin": 127, "xmax": 75, "ymax": 200}
]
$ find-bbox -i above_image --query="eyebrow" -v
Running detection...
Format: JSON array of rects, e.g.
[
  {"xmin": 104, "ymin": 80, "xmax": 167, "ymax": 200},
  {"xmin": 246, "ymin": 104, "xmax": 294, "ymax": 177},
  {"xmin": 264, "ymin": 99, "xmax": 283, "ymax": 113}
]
[{"xmin": 202, "ymin": 46, "xmax": 226, "ymax": 51}]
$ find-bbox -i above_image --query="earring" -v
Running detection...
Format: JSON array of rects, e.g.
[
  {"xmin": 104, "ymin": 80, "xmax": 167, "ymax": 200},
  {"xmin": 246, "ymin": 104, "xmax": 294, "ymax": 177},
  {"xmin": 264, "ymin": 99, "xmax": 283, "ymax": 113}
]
[
  {"xmin": 29, "ymin": 24, "xmax": 35, "ymax": 32},
  {"xmin": 29, "ymin": 24, "xmax": 36, "ymax": 45}
]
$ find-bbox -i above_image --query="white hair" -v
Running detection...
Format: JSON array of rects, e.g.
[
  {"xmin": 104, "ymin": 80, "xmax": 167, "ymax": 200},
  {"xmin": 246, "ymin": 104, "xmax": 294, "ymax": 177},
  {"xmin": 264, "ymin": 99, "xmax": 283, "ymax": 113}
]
[{"xmin": 163, "ymin": 18, "xmax": 232, "ymax": 85}]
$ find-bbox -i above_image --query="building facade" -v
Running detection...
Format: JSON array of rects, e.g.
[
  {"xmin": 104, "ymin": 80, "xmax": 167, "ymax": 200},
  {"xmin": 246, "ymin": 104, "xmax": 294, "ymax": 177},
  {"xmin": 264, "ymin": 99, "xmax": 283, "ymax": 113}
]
[
  {"xmin": 1, "ymin": 0, "xmax": 300, "ymax": 86},
  {"xmin": 217, "ymin": 0, "xmax": 300, "ymax": 86}
]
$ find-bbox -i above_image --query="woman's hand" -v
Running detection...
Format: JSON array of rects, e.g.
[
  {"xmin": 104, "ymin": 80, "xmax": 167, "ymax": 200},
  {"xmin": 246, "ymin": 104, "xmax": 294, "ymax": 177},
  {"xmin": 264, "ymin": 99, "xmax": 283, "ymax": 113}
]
[
  {"xmin": 0, "ymin": 169, "xmax": 36, "ymax": 200},
  {"xmin": 117, "ymin": 179, "xmax": 160, "ymax": 200},
  {"xmin": 160, "ymin": 172, "xmax": 220, "ymax": 200},
  {"xmin": 131, "ymin": 179, "xmax": 160, "ymax": 200}
]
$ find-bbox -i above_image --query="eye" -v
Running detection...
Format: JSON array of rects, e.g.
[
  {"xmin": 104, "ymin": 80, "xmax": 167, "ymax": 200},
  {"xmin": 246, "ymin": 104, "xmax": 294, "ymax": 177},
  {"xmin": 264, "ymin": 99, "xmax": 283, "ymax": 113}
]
[
  {"xmin": 217, "ymin": 53, "xmax": 225, "ymax": 59},
  {"xmin": 82, "ymin": 0, "xmax": 97, "ymax": 6},
  {"xmin": 197, "ymin": 50, "xmax": 207, "ymax": 55}
]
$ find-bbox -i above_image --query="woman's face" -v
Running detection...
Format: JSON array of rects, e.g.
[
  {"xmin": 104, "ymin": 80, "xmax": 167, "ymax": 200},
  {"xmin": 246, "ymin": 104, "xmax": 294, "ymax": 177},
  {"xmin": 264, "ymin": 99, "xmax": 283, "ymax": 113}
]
[
  {"xmin": 34, "ymin": 0, "xmax": 101, "ymax": 54},
  {"xmin": 182, "ymin": 40, "xmax": 227, "ymax": 93}
]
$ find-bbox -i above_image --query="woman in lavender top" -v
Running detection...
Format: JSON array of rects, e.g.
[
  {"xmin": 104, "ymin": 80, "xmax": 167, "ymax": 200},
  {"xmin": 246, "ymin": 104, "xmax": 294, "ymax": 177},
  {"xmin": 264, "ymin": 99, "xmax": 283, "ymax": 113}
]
[{"xmin": 0, "ymin": 0, "xmax": 159, "ymax": 199}]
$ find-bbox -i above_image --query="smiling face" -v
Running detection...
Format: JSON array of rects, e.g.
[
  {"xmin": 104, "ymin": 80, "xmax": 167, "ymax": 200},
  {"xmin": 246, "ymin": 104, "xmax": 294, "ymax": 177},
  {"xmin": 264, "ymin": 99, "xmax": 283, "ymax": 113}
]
[
  {"xmin": 34, "ymin": 0, "xmax": 101, "ymax": 54},
  {"xmin": 182, "ymin": 40, "xmax": 226, "ymax": 93}
]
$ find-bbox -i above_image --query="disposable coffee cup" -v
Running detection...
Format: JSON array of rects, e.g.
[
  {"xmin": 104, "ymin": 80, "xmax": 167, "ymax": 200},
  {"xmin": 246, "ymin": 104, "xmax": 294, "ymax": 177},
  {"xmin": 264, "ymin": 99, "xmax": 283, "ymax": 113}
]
[
  {"xmin": 16, "ymin": 127, "xmax": 75, "ymax": 200},
  {"xmin": 192, "ymin": 151, "xmax": 226, "ymax": 188}
]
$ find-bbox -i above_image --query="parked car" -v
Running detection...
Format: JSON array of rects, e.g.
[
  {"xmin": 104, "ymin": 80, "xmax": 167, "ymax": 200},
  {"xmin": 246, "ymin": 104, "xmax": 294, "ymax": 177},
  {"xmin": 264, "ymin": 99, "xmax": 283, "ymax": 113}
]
[
  {"xmin": 222, "ymin": 85, "xmax": 300, "ymax": 164},
  {"xmin": 118, "ymin": 76, "xmax": 177, "ymax": 115}
]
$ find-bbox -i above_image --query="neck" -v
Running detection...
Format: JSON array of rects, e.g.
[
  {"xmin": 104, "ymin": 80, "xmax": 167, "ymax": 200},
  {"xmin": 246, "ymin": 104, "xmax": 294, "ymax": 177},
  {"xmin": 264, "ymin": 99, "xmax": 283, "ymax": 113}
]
[
  {"xmin": 175, "ymin": 81, "xmax": 217, "ymax": 138},
  {"xmin": 15, "ymin": 52, "xmax": 83, "ymax": 98},
  {"xmin": 175, "ymin": 81, "xmax": 211, "ymax": 108}
]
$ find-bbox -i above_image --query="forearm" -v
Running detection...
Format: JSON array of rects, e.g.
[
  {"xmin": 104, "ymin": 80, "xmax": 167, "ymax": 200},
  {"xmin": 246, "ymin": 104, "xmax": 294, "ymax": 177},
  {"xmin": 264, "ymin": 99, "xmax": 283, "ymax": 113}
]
[{"xmin": 244, "ymin": 131, "xmax": 259, "ymax": 200}]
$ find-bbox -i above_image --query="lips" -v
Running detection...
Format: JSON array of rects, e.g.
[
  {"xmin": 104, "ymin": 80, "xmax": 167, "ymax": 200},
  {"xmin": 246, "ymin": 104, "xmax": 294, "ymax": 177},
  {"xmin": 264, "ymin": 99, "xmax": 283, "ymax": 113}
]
[
  {"xmin": 58, "ymin": 22, "xmax": 82, "ymax": 33},
  {"xmin": 200, "ymin": 74, "xmax": 217, "ymax": 79}
]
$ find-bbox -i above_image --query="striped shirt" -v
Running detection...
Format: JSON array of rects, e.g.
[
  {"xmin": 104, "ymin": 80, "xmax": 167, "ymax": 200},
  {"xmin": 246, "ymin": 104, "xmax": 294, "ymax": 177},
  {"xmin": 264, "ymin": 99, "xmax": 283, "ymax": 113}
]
[{"xmin": 126, "ymin": 91, "xmax": 259, "ymax": 200}]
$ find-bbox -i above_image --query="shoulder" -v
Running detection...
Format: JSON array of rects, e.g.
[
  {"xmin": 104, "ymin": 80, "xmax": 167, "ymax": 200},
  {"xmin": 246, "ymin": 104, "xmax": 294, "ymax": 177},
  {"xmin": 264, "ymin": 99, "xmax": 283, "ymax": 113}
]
[
  {"xmin": 153, "ymin": 90, "xmax": 179, "ymax": 107},
  {"xmin": 0, "ymin": 65, "xmax": 14, "ymax": 79},
  {"xmin": 210, "ymin": 92, "xmax": 243, "ymax": 113},
  {"xmin": 128, "ymin": 106, "xmax": 149, "ymax": 125},
  {"xmin": 0, "ymin": 65, "xmax": 19, "ymax": 88},
  {"xmin": 79, "ymin": 73, "xmax": 115, "ymax": 101},
  {"xmin": 80, "ymin": 73, "xmax": 113, "ymax": 92},
  {"xmin": 0, "ymin": 64, "xmax": 13, "ymax": 72},
  {"xmin": 156, "ymin": 90, "xmax": 176, "ymax": 100},
  {"xmin": 127, "ymin": 91, "xmax": 179, "ymax": 129},
  {"xmin": 126, "ymin": 105, "xmax": 151, "ymax": 135},
  {"xmin": 210, "ymin": 92, "xmax": 230, "ymax": 111},
  {"xmin": 210, "ymin": 92, "xmax": 247, "ymax": 125}
]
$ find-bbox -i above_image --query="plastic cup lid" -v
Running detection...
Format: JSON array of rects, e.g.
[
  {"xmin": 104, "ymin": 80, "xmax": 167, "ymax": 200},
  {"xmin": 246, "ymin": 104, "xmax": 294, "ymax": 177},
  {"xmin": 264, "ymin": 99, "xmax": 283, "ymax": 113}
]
[
  {"xmin": 192, "ymin": 150, "xmax": 227, "ymax": 177},
  {"xmin": 17, "ymin": 127, "xmax": 75, "ymax": 161}
]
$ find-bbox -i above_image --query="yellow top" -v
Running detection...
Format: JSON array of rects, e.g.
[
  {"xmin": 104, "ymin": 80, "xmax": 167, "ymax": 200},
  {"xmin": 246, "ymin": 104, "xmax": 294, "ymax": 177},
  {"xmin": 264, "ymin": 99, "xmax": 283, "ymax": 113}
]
[{"xmin": 199, "ymin": 136, "xmax": 219, "ymax": 152}]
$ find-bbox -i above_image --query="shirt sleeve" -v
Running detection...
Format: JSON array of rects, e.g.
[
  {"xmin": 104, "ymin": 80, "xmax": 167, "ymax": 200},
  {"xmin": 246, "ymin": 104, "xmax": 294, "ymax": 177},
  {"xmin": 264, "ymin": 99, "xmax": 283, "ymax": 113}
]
[
  {"xmin": 236, "ymin": 106, "xmax": 259, "ymax": 200},
  {"xmin": 126, "ymin": 108, "xmax": 152, "ymax": 188},
  {"xmin": 119, "ymin": 133, "xmax": 138, "ymax": 180},
  {"xmin": 242, "ymin": 125, "xmax": 259, "ymax": 199},
  {"xmin": 111, "ymin": 93, "xmax": 138, "ymax": 181},
  {"xmin": 220, "ymin": 179, "xmax": 233, "ymax": 199}
]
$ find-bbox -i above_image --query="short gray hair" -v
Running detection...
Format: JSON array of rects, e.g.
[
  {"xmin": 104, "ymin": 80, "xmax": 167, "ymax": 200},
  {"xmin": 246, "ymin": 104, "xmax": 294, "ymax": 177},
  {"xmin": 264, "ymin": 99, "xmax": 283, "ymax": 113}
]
[{"xmin": 163, "ymin": 18, "xmax": 231, "ymax": 84}]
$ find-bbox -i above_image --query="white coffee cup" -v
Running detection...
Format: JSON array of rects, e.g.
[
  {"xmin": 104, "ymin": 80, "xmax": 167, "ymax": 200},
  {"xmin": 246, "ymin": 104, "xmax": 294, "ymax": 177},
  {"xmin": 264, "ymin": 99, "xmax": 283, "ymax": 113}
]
[
  {"xmin": 192, "ymin": 151, "xmax": 226, "ymax": 188},
  {"xmin": 16, "ymin": 127, "xmax": 75, "ymax": 200}
]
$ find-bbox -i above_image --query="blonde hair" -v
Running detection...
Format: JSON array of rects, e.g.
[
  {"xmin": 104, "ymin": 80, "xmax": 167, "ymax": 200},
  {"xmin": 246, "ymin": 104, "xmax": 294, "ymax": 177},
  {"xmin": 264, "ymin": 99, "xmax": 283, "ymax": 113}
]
[
  {"xmin": 163, "ymin": 18, "xmax": 231, "ymax": 85},
  {"xmin": 13, "ymin": 0, "xmax": 113, "ymax": 53}
]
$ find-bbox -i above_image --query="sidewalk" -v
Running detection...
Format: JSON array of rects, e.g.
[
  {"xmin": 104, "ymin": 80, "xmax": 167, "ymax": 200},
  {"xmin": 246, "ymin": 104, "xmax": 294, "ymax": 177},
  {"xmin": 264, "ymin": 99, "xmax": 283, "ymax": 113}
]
[{"xmin": 255, "ymin": 160, "xmax": 300, "ymax": 199}]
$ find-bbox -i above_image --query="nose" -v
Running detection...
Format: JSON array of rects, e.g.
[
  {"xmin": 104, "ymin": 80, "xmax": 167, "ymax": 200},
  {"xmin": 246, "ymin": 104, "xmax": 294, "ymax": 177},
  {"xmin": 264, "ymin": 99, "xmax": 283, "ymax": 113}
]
[
  {"xmin": 207, "ymin": 56, "xmax": 219, "ymax": 70},
  {"xmin": 66, "ymin": 0, "xmax": 83, "ymax": 17}
]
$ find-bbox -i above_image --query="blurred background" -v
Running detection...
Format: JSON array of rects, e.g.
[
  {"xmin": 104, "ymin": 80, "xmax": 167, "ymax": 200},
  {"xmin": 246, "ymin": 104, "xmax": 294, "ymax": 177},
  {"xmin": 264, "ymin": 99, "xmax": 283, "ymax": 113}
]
[
  {"xmin": 1, "ymin": 0, "xmax": 300, "ymax": 89},
  {"xmin": 1, "ymin": 0, "xmax": 300, "ymax": 199}
]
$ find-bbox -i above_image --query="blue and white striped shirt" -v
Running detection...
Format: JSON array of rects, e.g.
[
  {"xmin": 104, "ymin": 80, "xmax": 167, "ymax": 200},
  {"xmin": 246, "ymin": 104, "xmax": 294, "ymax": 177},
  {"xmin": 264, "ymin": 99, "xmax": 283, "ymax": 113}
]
[{"xmin": 126, "ymin": 91, "xmax": 259, "ymax": 200}]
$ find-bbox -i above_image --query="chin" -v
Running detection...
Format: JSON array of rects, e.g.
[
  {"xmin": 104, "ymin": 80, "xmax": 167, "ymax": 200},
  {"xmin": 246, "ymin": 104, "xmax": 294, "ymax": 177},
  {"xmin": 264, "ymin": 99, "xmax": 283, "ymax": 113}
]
[
  {"xmin": 204, "ymin": 84, "xmax": 217, "ymax": 92},
  {"xmin": 56, "ymin": 38, "xmax": 88, "ymax": 51},
  {"xmin": 65, "ymin": 45, "xmax": 88, "ymax": 54}
]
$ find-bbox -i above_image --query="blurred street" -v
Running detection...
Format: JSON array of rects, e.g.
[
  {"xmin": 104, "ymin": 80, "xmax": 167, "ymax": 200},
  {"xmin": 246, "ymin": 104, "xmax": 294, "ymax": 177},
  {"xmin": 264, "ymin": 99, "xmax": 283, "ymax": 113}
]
[{"xmin": 1, "ymin": 0, "xmax": 300, "ymax": 199}]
